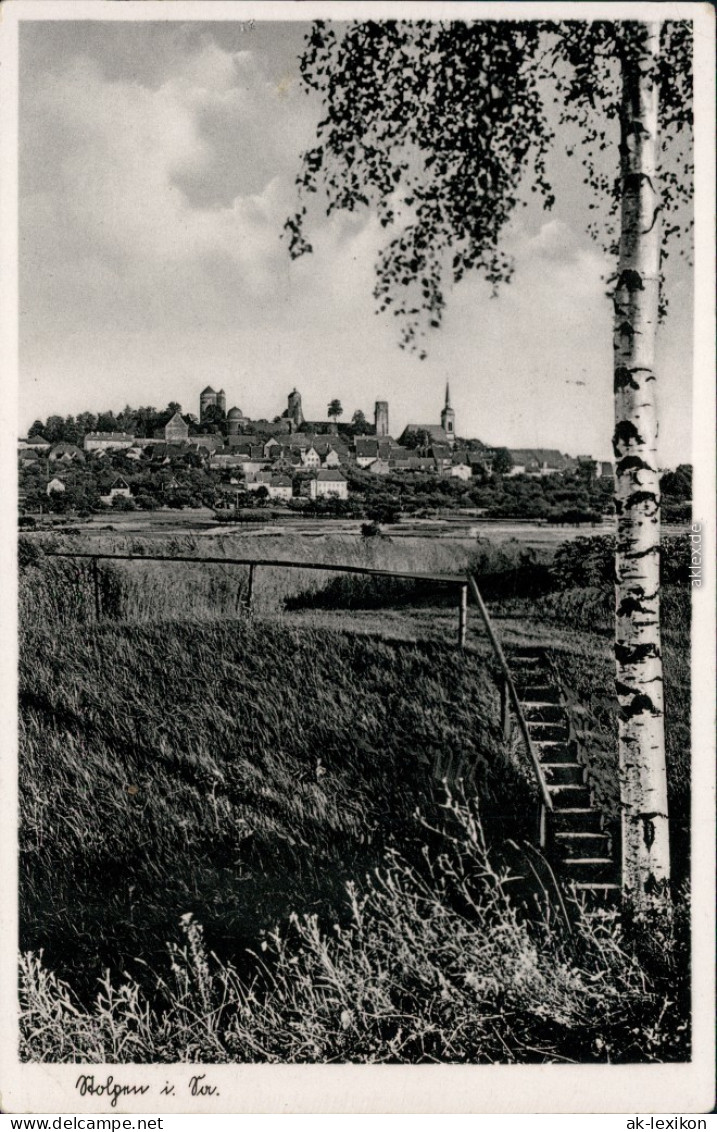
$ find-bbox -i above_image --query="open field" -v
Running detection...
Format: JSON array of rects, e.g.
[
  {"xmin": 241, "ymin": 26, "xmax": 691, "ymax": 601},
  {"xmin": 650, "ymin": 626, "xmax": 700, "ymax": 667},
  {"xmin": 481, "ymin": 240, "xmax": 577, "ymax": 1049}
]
[{"xmin": 22, "ymin": 506, "xmax": 621, "ymax": 540}]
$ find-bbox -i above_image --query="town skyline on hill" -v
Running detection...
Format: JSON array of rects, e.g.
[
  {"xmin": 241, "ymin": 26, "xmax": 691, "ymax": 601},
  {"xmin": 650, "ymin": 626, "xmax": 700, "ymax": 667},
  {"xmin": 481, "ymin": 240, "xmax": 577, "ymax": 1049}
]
[{"xmin": 19, "ymin": 381, "xmax": 597, "ymax": 466}]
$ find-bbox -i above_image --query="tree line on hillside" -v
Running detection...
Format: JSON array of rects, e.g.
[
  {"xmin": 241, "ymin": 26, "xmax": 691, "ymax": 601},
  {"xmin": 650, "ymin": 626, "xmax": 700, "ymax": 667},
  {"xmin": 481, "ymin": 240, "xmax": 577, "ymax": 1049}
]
[
  {"xmin": 27, "ymin": 405, "xmax": 189, "ymax": 443},
  {"xmin": 27, "ymin": 403, "xmax": 380, "ymax": 443}
]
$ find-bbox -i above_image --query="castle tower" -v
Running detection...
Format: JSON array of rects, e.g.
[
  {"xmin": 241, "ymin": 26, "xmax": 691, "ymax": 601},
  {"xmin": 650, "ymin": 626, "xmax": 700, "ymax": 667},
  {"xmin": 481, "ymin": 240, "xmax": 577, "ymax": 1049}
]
[
  {"xmin": 216, "ymin": 388, "xmax": 227, "ymax": 414},
  {"xmin": 200, "ymin": 385, "xmax": 217, "ymax": 419},
  {"xmin": 440, "ymin": 382, "xmax": 456, "ymax": 445},
  {"xmin": 227, "ymin": 406, "xmax": 243, "ymax": 436},
  {"xmin": 287, "ymin": 388, "xmax": 304, "ymax": 429},
  {"xmin": 374, "ymin": 400, "xmax": 389, "ymax": 438}
]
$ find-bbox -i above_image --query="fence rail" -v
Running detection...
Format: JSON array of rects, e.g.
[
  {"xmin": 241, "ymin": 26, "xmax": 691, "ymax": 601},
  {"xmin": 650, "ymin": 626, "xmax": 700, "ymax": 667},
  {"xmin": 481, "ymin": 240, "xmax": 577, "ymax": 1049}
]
[
  {"xmin": 44, "ymin": 550, "xmax": 470, "ymax": 647},
  {"xmin": 466, "ymin": 570, "xmax": 553, "ymax": 847}
]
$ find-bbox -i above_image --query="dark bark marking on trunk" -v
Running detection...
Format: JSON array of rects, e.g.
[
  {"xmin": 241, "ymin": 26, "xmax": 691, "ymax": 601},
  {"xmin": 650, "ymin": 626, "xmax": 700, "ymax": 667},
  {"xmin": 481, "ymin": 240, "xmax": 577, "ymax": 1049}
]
[
  {"xmin": 616, "ymin": 320, "xmax": 640, "ymax": 340},
  {"xmin": 624, "ymin": 489, "xmax": 658, "ymax": 511},
  {"xmin": 615, "ymin": 269, "xmax": 645, "ymax": 292},
  {"xmin": 642, "ymin": 205, "xmax": 662, "ymax": 235},
  {"xmin": 616, "ymin": 678, "xmax": 637, "ymax": 696},
  {"xmin": 633, "ymin": 811, "xmax": 667, "ymax": 853},
  {"xmin": 616, "ymin": 595, "xmax": 649, "ymax": 617},
  {"xmin": 614, "ymin": 365, "xmax": 652, "ymax": 392},
  {"xmin": 616, "ymin": 454, "xmax": 654, "ymax": 474},
  {"xmin": 620, "ymin": 691, "xmax": 660, "ymax": 720},
  {"xmin": 615, "ymin": 641, "xmax": 660, "ymax": 665},
  {"xmin": 613, "ymin": 420, "xmax": 646, "ymax": 452},
  {"xmin": 616, "ymin": 544, "xmax": 659, "ymax": 560}
]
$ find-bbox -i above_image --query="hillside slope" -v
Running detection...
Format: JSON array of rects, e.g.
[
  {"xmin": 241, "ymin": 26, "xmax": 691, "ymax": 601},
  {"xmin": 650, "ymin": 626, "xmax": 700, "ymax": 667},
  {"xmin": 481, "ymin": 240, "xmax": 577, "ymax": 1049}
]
[{"xmin": 20, "ymin": 618, "xmax": 528, "ymax": 994}]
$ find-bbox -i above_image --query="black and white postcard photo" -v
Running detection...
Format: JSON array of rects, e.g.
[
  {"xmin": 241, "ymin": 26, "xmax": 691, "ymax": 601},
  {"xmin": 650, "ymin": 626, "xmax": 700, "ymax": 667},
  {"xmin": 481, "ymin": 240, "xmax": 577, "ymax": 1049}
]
[{"xmin": 0, "ymin": 0, "xmax": 714, "ymax": 1117}]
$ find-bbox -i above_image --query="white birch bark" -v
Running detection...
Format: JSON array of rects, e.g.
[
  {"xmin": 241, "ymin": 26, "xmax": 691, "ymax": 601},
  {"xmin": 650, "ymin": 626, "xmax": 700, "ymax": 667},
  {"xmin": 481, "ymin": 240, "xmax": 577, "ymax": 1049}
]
[{"xmin": 613, "ymin": 23, "xmax": 670, "ymax": 904}]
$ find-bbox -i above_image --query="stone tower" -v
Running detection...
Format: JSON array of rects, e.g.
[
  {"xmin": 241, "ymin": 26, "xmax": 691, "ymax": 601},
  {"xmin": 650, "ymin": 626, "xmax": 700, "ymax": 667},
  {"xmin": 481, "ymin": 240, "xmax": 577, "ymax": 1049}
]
[
  {"xmin": 374, "ymin": 400, "xmax": 389, "ymax": 438},
  {"xmin": 227, "ymin": 406, "xmax": 243, "ymax": 436},
  {"xmin": 216, "ymin": 388, "xmax": 227, "ymax": 415},
  {"xmin": 441, "ymin": 382, "xmax": 456, "ymax": 445},
  {"xmin": 287, "ymin": 388, "xmax": 304, "ymax": 430},
  {"xmin": 200, "ymin": 386, "xmax": 217, "ymax": 419}
]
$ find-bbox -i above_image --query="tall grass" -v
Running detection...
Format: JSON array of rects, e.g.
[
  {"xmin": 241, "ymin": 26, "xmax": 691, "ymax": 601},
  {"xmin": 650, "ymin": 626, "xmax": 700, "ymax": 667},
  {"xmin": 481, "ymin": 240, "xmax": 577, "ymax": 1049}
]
[
  {"xmin": 20, "ymin": 613, "xmax": 529, "ymax": 998},
  {"xmin": 19, "ymin": 532, "xmax": 553, "ymax": 627},
  {"xmin": 20, "ymin": 797, "xmax": 690, "ymax": 1064}
]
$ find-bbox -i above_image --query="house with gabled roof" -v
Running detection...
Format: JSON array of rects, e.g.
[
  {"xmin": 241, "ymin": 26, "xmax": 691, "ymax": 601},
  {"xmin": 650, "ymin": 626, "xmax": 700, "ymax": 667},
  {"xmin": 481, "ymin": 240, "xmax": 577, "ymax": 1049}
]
[
  {"xmin": 449, "ymin": 463, "xmax": 473, "ymax": 481},
  {"xmin": 20, "ymin": 435, "xmax": 51, "ymax": 451},
  {"xmin": 155, "ymin": 412, "xmax": 189, "ymax": 443},
  {"xmin": 301, "ymin": 446, "xmax": 321, "ymax": 469},
  {"xmin": 49, "ymin": 442, "xmax": 86, "ymax": 464},
  {"xmin": 507, "ymin": 449, "xmax": 572, "ymax": 477},
  {"xmin": 368, "ymin": 458, "xmax": 391, "ymax": 477},
  {"xmin": 246, "ymin": 471, "xmax": 293, "ymax": 501},
  {"xmin": 308, "ymin": 469, "xmax": 348, "ymax": 500},
  {"xmin": 99, "ymin": 475, "xmax": 132, "ymax": 505}
]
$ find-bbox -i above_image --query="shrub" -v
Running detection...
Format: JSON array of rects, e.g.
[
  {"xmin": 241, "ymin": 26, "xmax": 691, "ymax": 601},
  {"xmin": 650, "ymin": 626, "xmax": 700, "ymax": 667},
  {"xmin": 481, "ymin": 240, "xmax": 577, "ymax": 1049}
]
[
  {"xmin": 361, "ymin": 521, "xmax": 382, "ymax": 538},
  {"xmin": 111, "ymin": 495, "xmax": 136, "ymax": 512},
  {"xmin": 366, "ymin": 503, "xmax": 400, "ymax": 525},
  {"xmin": 549, "ymin": 533, "xmax": 692, "ymax": 590}
]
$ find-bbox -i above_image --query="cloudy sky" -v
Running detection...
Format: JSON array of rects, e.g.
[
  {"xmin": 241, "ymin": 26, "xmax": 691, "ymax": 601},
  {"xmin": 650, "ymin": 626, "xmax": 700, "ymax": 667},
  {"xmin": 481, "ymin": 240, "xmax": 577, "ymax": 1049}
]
[{"xmin": 19, "ymin": 17, "xmax": 693, "ymax": 462}]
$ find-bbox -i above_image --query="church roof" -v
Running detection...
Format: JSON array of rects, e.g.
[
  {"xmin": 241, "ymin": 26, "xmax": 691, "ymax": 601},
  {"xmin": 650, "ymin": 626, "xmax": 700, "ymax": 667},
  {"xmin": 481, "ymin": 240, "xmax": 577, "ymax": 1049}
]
[
  {"xmin": 509, "ymin": 448, "xmax": 571, "ymax": 470},
  {"xmin": 200, "ymin": 385, "xmax": 216, "ymax": 395},
  {"xmin": 401, "ymin": 424, "xmax": 449, "ymax": 444}
]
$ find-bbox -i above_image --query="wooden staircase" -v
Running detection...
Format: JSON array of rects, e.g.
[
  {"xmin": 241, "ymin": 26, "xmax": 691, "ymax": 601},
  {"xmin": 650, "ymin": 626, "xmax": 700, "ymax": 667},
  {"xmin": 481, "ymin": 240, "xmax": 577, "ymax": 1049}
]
[{"xmin": 508, "ymin": 645, "xmax": 621, "ymax": 908}]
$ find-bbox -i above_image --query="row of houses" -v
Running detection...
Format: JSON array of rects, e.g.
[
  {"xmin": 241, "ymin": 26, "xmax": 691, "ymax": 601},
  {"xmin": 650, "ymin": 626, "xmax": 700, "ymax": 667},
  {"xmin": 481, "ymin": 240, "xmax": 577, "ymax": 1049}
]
[
  {"xmin": 20, "ymin": 422, "xmax": 613, "ymax": 482},
  {"xmin": 44, "ymin": 468, "xmax": 350, "ymax": 506},
  {"xmin": 220, "ymin": 469, "xmax": 349, "ymax": 503}
]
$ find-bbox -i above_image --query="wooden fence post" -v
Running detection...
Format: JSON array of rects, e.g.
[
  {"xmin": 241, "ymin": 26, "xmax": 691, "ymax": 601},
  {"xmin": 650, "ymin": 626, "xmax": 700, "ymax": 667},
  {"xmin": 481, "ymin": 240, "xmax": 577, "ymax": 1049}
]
[
  {"xmin": 92, "ymin": 557, "xmax": 101, "ymax": 622},
  {"xmin": 457, "ymin": 584, "xmax": 468, "ymax": 649},
  {"xmin": 246, "ymin": 563, "xmax": 255, "ymax": 611}
]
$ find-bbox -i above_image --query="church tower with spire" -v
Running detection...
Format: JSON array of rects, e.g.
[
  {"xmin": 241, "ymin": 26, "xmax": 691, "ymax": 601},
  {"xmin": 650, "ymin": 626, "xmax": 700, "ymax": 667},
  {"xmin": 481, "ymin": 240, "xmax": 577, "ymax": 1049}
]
[{"xmin": 440, "ymin": 382, "xmax": 456, "ymax": 445}]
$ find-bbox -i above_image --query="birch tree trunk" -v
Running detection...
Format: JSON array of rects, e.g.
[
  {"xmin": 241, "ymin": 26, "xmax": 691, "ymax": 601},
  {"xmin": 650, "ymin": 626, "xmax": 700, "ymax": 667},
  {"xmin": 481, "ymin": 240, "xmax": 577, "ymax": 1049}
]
[{"xmin": 613, "ymin": 22, "xmax": 670, "ymax": 905}]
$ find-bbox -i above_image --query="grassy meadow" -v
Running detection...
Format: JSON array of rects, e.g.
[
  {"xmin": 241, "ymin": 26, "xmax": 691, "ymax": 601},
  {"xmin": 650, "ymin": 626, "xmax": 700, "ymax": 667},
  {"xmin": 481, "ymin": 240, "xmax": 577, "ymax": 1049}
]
[{"xmin": 18, "ymin": 529, "xmax": 692, "ymax": 1062}]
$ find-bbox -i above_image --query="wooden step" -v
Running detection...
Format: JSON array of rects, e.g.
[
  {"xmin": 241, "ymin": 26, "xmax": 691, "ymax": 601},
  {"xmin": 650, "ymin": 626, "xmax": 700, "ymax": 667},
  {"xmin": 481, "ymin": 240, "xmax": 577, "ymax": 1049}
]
[
  {"xmin": 542, "ymin": 762, "xmax": 586, "ymax": 786},
  {"xmin": 514, "ymin": 684, "xmax": 560, "ymax": 704},
  {"xmin": 548, "ymin": 784, "xmax": 592, "ymax": 809},
  {"xmin": 561, "ymin": 858, "xmax": 618, "ymax": 884},
  {"xmin": 527, "ymin": 722, "xmax": 569, "ymax": 742},
  {"xmin": 503, "ymin": 650, "xmax": 620, "ymax": 901},
  {"xmin": 509, "ymin": 655, "xmax": 543, "ymax": 670},
  {"xmin": 532, "ymin": 741, "xmax": 574, "ymax": 762},
  {"xmin": 569, "ymin": 882, "xmax": 621, "ymax": 906},
  {"xmin": 551, "ymin": 808, "xmax": 604, "ymax": 833},
  {"xmin": 523, "ymin": 703, "xmax": 565, "ymax": 723},
  {"xmin": 553, "ymin": 831, "xmax": 612, "ymax": 858}
]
